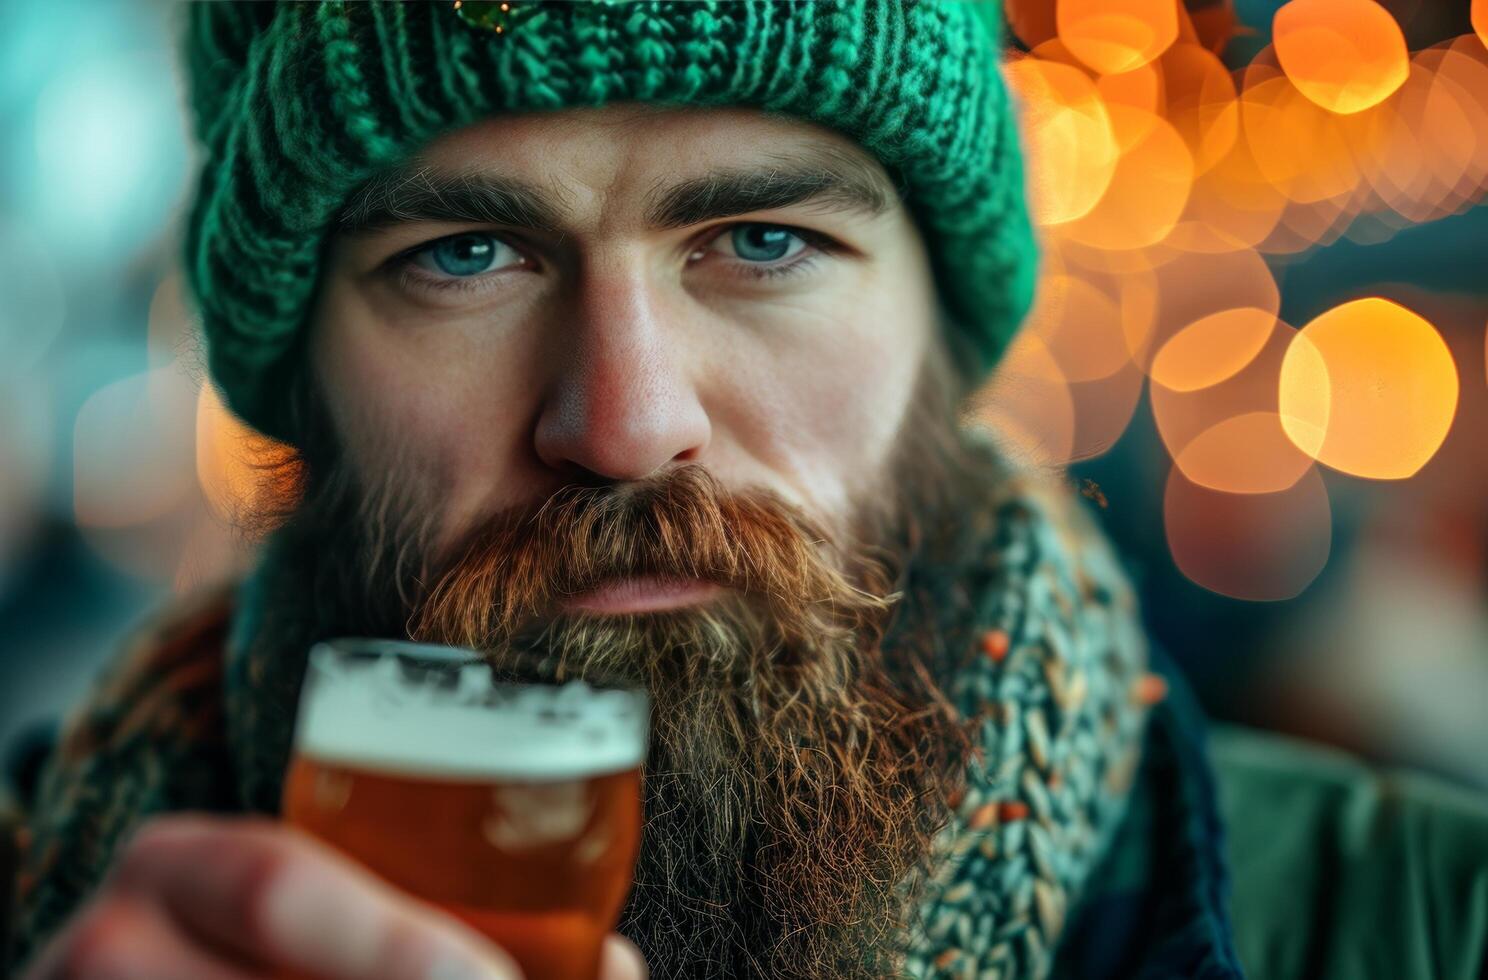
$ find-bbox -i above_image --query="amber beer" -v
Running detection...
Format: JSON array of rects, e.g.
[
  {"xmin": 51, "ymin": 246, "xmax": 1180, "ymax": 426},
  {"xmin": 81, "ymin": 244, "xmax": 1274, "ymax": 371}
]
[{"xmin": 280, "ymin": 639, "xmax": 648, "ymax": 980}]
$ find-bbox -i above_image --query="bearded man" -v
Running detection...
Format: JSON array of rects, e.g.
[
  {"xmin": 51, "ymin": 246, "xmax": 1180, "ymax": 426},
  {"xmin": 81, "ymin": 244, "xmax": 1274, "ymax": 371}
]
[{"xmin": 5, "ymin": 2, "xmax": 1488, "ymax": 979}]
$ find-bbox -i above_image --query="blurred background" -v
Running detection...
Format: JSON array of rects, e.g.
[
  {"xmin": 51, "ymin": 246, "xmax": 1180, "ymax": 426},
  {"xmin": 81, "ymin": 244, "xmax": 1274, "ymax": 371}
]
[{"xmin": 1, "ymin": 0, "xmax": 1486, "ymax": 791}]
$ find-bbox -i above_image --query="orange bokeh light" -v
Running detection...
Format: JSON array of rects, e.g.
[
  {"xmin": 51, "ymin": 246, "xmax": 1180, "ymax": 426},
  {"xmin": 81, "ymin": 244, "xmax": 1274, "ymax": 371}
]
[
  {"xmin": 1257, "ymin": 192, "xmax": 1355, "ymax": 254},
  {"xmin": 1150, "ymin": 306, "xmax": 1276, "ymax": 393},
  {"xmin": 1280, "ymin": 298, "xmax": 1459, "ymax": 479},
  {"xmin": 1354, "ymin": 48, "xmax": 1488, "ymax": 226},
  {"xmin": 1242, "ymin": 70, "xmax": 1362, "ymax": 204},
  {"xmin": 1021, "ymin": 272, "xmax": 1133, "ymax": 382},
  {"xmin": 1052, "ymin": 243, "xmax": 1165, "ymax": 370},
  {"xmin": 1167, "ymin": 119, "xmax": 1290, "ymax": 252},
  {"xmin": 1273, "ymin": 0, "xmax": 1409, "ymax": 114},
  {"xmin": 1349, "ymin": 61, "xmax": 1427, "ymax": 218},
  {"xmin": 1172, "ymin": 412, "xmax": 1314, "ymax": 495},
  {"xmin": 1350, "ymin": 57, "xmax": 1483, "ymax": 225},
  {"xmin": 1066, "ymin": 360, "xmax": 1148, "ymax": 461},
  {"xmin": 1151, "ymin": 314, "xmax": 1316, "ymax": 494},
  {"xmin": 1028, "ymin": 37, "xmax": 1168, "ymax": 146},
  {"xmin": 1164, "ymin": 464, "xmax": 1332, "ymax": 600},
  {"xmin": 989, "ymin": 4, "xmax": 1487, "ymax": 604},
  {"xmin": 1097, "ymin": 59, "xmax": 1166, "ymax": 120},
  {"xmin": 1058, "ymin": 0, "xmax": 1180, "ymax": 75},
  {"xmin": 1003, "ymin": 58, "xmax": 1121, "ymax": 226},
  {"xmin": 1434, "ymin": 40, "xmax": 1488, "ymax": 206},
  {"xmin": 1125, "ymin": 247, "xmax": 1279, "ymax": 372},
  {"xmin": 966, "ymin": 333, "xmax": 1077, "ymax": 469},
  {"xmin": 1158, "ymin": 42, "xmax": 1239, "ymax": 175},
  {"xmin": 1060, "ymin": 104, "xmax": 1195, "ymax": 251}
]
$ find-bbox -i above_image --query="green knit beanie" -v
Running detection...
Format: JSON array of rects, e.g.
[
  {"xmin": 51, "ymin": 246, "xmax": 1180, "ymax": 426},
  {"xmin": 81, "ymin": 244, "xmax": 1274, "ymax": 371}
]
[{"xmin": 180, "ymin": 0, "xmax": 1038, "ymax": 444}]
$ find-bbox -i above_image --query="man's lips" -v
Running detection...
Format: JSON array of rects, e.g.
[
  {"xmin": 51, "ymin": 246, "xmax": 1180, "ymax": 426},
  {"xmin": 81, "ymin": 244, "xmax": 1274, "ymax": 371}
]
[{"xmin": 560, "ymin": 575, "xmax": 726, "ymax": 614}]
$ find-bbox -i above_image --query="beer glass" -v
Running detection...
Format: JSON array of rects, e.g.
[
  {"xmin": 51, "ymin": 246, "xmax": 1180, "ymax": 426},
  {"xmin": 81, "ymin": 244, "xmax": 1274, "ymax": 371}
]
[{"xmin": 281, "ymin": 639, "xmax": 648, "ymax": 980}]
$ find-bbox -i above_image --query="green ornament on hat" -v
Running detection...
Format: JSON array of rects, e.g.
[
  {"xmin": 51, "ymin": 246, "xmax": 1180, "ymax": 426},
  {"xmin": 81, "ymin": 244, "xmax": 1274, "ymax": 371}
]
[{"xmin": 180, "ymin": 0, "xmax": 1039, "ymax": 444}]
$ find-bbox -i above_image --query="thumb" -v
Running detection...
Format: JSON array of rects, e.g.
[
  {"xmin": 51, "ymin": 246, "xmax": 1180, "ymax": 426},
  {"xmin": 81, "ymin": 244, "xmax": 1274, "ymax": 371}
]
[{"xmin": 601, "ymin": 933, "xmax": 647, "ymax": 980}]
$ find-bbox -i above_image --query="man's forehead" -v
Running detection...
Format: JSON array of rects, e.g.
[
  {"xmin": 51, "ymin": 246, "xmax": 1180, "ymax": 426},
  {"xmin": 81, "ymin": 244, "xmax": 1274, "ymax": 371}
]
[{"xmin": 336, "ymin": 104, "xmax": 907, "ymax": 238}]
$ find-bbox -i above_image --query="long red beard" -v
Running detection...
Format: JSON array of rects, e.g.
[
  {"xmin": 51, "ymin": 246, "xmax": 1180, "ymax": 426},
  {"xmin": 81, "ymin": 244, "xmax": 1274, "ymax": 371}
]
[
  {"xmin": 241, "ymin": 339, "xmax": 989, "ymax": 977},
  {"xmin": 399, "ymin": 462, "xmax": 965, "ymax": 977}
]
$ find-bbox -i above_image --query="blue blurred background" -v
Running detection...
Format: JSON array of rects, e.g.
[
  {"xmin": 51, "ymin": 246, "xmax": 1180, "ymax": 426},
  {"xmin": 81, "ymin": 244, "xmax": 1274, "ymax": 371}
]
[
  {"xmin": 0, "ymin": 0, "xmax": 237, "ymax": 768},
  {"xmin": 1, "ymin": 0, "xmax": 1486, "ymax": 791}
]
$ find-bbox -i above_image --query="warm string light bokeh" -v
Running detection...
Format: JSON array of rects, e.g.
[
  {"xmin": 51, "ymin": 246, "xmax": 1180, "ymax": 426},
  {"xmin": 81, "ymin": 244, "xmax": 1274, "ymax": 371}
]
[{"xmin": 968, "ymin": 0, "xmax": 1488, "ymax": 600}]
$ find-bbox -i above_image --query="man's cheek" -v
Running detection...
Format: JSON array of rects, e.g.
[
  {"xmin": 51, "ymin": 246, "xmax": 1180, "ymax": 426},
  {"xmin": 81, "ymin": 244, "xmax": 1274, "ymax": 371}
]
[{"xmin": 800, "ymin": 332, "xmax": 922, "ymax": 467}]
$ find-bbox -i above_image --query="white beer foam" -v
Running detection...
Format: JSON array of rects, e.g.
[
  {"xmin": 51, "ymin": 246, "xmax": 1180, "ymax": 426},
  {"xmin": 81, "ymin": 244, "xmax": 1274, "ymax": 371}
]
[{"xmin": 293, "ymin": 639, "xmax": 649, "ymax": 781}]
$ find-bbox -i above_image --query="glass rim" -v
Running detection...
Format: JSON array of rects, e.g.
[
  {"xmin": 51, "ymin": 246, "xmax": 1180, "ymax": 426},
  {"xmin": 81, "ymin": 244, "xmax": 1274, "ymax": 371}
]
[
  {"xmin": 307, "ymin": 637, "xmax": 651, "ymax": 697},
  {"xmin": 311, "ymin": 636, "xmax": 485, "ymax": 666},
  {"xmin": 294, "ymin": 638, "xmax": 650, "ymax": 781}
]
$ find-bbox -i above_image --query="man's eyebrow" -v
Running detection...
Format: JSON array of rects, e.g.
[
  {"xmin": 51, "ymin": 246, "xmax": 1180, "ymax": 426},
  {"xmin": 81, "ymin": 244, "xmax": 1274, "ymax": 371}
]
[
  {"xmin": 644, "ymin": 146, "xmax": 903, "ymax": 230},
  {"xmin": 336, "ymin": 144, "xmax": 905, "ymax": 237},
  {"xmin": 337, "ymin": 166, "xmax": 569, "ymax": 237}
]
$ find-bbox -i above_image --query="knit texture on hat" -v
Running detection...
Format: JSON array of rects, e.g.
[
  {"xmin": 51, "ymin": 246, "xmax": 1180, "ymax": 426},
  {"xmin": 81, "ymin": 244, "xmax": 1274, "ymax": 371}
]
[{"xmin": 180, "ymin": 0, "xmax": 1039, "ymax": 443}]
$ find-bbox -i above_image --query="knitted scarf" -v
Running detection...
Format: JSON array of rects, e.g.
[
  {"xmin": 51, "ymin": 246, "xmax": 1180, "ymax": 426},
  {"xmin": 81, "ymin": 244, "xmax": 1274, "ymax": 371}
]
[{"xmin": 10, "ymin": 432, "xmax": 1153, "ymax": 978}]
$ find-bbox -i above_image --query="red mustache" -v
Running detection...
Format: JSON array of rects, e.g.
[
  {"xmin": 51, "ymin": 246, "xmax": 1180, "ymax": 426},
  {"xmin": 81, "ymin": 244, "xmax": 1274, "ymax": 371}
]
[{"xmin": 411, "ymin": 462, "xmax": 896, "ymax": 643}]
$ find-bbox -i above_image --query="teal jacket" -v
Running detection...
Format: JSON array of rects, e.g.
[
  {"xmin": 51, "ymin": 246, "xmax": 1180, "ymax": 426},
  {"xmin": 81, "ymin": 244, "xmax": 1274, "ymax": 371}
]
[
  {"xmin": 1214, "ymin": 724, "xmax": 1488, "ymax": 979},
  {"xmin": 1050, "ymin": 645, "xmax": 1488, "ymax": 980}
]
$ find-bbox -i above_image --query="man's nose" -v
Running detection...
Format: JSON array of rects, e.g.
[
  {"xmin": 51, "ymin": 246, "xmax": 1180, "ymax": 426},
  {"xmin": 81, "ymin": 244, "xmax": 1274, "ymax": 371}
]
[{"xmin": 532, "ymin": 280, "xmax": 711, "ymax": 482}]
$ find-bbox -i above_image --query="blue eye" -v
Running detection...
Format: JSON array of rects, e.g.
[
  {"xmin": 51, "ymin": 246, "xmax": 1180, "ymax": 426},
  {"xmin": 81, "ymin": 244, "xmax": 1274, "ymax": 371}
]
[
  {"xmin": 413, "ymin": 233, "xmax": 510, "ymax": 277},
  {"xmin": 729, "ymin": 225, "xmax": 806, "ymax": 263}
]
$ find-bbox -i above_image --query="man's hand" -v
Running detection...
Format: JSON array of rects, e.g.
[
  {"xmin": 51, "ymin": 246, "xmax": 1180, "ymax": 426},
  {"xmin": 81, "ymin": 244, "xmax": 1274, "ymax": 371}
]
[{"xmin": 21, "ymin": 814, "xmax": 647, "ymax": 980}]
